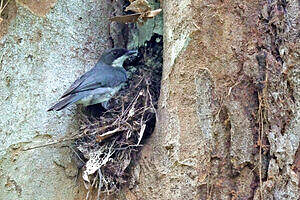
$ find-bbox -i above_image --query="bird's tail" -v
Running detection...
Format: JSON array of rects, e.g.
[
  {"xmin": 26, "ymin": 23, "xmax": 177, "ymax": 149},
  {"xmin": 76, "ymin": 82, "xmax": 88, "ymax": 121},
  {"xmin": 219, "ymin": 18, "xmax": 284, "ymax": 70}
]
[{"xmin": 47, "ymin": 94, "xmax": 82, "ymax": 111}]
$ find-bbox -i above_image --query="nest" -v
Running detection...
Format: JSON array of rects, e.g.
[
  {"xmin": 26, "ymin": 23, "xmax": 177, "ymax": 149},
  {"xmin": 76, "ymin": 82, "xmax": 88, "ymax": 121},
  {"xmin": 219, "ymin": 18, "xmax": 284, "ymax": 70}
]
[{"xmin": 73, "ymin": 47, "xmax": 162, "ymax": 197}]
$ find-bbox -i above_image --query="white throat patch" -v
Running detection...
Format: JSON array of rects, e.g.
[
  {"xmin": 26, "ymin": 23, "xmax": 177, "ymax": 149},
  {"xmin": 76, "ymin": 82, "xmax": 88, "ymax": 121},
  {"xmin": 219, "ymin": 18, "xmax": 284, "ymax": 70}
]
[{"xmin": 111, "ymin": 55, "xmax": 130, "ymax": 67}]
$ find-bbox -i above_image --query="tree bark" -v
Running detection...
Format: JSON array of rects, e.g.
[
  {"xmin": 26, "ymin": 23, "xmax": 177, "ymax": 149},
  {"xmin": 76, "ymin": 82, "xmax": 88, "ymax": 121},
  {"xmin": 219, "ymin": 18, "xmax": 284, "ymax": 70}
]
[
  {"xmin": 130, "ymin": 0, "xmax": 299, "ymax": 199},
  {"xmin": 0, "ymin": 0, "xmax": 126, "ymax": 199}
]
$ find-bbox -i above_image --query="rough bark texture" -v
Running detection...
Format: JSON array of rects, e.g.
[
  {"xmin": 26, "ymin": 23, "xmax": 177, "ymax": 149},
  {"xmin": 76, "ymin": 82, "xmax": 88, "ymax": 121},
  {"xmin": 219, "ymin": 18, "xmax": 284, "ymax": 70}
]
[
  {"xmin": 0, "ymin": 0, "xmax": 126, "ymax": 199},
  {"xmin": 0, "ymin": 0, "xmax": 298, "ymax": 199},
  {"xmin": 130, "ymin": 0, "xmax": 299, "ymax": 199}
]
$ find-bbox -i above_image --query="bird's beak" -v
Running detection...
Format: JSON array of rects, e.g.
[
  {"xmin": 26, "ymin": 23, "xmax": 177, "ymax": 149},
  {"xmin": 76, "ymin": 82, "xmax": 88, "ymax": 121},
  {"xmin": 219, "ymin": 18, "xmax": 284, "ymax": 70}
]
[{"xmin": 126, "ymin": 49, "xmax": 138, "ymax": 56}]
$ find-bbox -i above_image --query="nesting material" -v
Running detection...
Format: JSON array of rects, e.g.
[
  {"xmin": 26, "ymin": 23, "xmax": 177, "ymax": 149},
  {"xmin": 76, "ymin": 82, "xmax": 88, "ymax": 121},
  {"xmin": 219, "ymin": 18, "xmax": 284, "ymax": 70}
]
[{"xmin": 73, "ymin": 46, "xmax": 162, "ymax": 195}]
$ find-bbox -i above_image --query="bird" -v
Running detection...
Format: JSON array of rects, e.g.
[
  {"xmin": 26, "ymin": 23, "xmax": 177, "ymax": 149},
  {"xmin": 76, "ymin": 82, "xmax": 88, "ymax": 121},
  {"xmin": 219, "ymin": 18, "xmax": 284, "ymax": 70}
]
[{"xmin": 47, "ymin": 48, "xmax": 138, "ymax": 111}]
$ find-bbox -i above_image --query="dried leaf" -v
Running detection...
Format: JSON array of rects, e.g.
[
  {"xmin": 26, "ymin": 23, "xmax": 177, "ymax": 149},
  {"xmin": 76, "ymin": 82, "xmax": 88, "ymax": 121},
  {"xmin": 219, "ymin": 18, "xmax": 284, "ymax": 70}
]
[
  {"xmin": 144, "ymin": 8, "xmax": 162, "ymax": 18},
  {"xmin": 110, "ymin": 9, "xmax": 162, "ymax": 24},
  {"xmin": 85, "ymin": 142, "xmax": 115, "ymax": 175},
  {"xmin": 137, "ymin": 8, "xmax": 162, "ymax": 25},
  {"xmin": 0, "ymin": 17, "xmax": 3, "ymax": 24},
  {"xmin": 110, "ymin": 13, "xmax": 140, "ymax": 23},
  {"xmin": 125, "ymin": 0, "xmax": 151, "ymax": 13}
]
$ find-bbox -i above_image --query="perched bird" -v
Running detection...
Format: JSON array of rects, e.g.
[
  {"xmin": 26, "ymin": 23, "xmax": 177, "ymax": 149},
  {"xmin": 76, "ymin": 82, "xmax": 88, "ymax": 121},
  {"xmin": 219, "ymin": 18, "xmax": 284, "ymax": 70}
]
[{"xmin": 48, "ymin": 48, "xmax": 138, "ymax": 111}]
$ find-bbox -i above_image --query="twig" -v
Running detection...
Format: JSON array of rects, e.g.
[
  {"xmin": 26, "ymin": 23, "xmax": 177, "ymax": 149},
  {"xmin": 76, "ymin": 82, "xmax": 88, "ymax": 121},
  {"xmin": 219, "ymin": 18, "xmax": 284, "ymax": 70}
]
[
  {"xmin": 147, "ymin": 84, "xmax": 157, "ymax": 117},
  {"xmin": 22, "ymin": 124, "xmax": 116, "ymax": 151},
  {"xmin": 0, "ymin": 0, "xmax": 11, "ymax": 15},
  {"xmin": 137, "ymin": 123, "xmax": 146, "ymax": 145},
  {"xmin": 22, "ymin": 135, "xmax": 80, "ymax": 151},
  {"xmin": 95, "ymin": 127, "xmax": 122, "ymax": 142},
  {"xmin": 97, "ymin": 169, "xmax": 103, "ymax": 200},
  {"xmin": 68, "ymin": 145, "xmax": 85, "ymax": 164}
]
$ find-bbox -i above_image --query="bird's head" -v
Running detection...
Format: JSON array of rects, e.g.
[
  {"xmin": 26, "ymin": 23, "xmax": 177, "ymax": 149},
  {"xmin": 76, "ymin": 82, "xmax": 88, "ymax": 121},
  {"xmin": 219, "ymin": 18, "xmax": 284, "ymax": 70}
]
[{"xmin": 100, "ymin": 48, "xmax": 138, "ymax": 67}]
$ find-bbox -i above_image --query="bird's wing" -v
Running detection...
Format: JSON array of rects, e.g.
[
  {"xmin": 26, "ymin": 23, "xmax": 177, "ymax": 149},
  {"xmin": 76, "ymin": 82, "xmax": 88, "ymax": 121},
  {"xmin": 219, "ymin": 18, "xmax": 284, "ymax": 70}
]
[
  {"xmin": 48, "ymin": 87, "xmax": 115, "ymax": 111},
  {"xmin": 61, "ymin": 68, "xmax": 95, "ymax": 98},
  {"xmin": 48, "ymin": 93, "xmax": 82, "ymax": 111},
  {"xmin": 61, "ymin": 63, "xmax": 126, "ymax": 98}
]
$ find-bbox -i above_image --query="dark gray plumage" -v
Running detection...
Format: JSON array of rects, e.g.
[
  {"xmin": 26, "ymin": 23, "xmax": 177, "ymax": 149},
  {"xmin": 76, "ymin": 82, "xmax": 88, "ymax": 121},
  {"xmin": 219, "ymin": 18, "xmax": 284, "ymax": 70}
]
[{"xmin": 48, "ymin": 48, "xmax": 138, "ymax": 111}]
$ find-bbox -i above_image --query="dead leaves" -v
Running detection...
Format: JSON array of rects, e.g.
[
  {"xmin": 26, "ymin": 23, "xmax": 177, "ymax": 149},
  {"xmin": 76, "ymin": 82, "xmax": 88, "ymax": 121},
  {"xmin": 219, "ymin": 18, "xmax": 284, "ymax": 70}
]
[
  {"xmin": 111, "ymin": 0, "xmax": 162, "ymax": 25},
  {"xmin": 125, "ymin": 0, "xmax": 151, "ymax": 13}
]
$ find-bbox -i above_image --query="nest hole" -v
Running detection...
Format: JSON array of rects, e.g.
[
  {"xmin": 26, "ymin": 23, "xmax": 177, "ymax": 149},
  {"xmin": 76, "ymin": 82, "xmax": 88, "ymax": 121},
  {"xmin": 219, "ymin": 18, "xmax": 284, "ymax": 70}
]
[{"xmin": 73, "ymin": 34, "xmax": 163, "ymax": 193}]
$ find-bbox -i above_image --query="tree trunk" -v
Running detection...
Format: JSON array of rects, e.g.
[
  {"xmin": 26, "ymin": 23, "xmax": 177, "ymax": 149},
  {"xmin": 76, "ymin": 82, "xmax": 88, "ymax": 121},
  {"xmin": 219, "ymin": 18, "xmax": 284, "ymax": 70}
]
[
  {"xmin": 130, "ymin": 0, "xmax": 299, "ymax": 199},
  {"xmin": 0, "ymin": 0, "xmax": 126, "ymax": 199}
]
